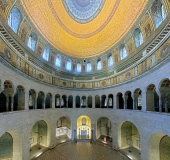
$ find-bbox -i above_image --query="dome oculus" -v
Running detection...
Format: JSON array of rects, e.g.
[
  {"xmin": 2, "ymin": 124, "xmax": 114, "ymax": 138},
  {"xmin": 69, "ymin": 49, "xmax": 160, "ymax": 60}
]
[{"xmin": 62, "ymin": 0, "xmax": 105, "ymax": 23}]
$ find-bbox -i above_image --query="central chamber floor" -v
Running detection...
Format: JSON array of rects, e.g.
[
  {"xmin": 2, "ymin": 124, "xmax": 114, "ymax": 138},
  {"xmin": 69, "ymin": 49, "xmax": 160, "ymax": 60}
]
[{"xmin": 35, "ymin": 142, "xmax": 130, "ymax": 160}]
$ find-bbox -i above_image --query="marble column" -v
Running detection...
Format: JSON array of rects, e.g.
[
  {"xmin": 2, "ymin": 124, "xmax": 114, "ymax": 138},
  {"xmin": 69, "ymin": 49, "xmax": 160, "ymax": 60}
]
[
  {"xmin": 141, "ymin": 91, "xmax": 146, "ymax": 111},
  {"xmin": 165, "ymin": 96, "xmax": 168, "ymax": 113},
  {"xmin": 52, "ymin": 95, "xmax": 55, "ymax": 109},
  {"xmin": 124, "ymin": 95, "xmax": 128, "ymax": 109},
  {"xmin": 10, "ymin": 94, "xmax": 14, "ymax": 111},
  {"xmin": 24, "ymin": 91, "xmax": 29, "ymax": 111},
  {"xmin": 5, "ymin": 94, "xmax": 9, "ymax": 111}
]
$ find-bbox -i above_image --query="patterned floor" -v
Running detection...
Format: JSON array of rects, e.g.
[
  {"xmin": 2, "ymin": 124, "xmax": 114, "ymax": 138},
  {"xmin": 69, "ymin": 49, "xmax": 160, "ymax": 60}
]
[{"xmin": 35, "ymin": 142, "xmax": 129, "ymax": 160}]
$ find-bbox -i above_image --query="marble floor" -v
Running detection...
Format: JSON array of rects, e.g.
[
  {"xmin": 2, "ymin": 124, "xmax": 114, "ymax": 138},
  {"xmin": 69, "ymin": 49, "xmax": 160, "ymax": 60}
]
[
  {"xmin": 121, "ymin": 147, "xmax": 141, "ymax": 160},
  {"xmin": 35, "ymin": 142, "xmax": 130, "ymax": 160}
]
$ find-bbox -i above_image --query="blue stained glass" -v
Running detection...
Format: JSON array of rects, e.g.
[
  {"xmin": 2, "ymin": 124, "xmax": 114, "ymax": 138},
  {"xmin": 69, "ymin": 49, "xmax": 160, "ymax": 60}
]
[{"xmin": 42, "ymin": 46, "xmax": 50, "ymax": 61}]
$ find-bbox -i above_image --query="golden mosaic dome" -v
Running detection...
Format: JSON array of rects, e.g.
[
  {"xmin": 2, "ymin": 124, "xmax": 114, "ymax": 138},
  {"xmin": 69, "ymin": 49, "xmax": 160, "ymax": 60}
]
[{"xmin": 21, "ymin": 0, "xmax": 147, "ymax": 58}]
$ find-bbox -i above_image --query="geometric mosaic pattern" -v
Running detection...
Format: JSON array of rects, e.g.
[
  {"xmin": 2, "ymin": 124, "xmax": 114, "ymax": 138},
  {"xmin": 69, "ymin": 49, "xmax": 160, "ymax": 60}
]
[
  {"xmin": 63, "ymin": 0, "xmax": 104, "ymax": 23},
  {"xmin": 36, "ymin": 142, "xmax": 129, "ymax": 160},
  {"xmin": 0, "ymin": 133, "xmax": 12, "ymax": 158}
]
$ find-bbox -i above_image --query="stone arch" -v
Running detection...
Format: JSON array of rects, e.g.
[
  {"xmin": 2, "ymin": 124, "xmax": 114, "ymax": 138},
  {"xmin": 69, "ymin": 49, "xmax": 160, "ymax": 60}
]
[
  {"xmin": 45, "ymin": 93, "xmax": 52, "ymax": 108},
  {"xmin": 30, "ymin": 119, "xmax": 51, "ymax": 155},
  {"xmin": 148, "ymin": 132, "xmax": 166, "ymax": 160},
  {"xmin": 55, "ymin": 94, "xmax": 60, "ymax": 108},
  {"xmin": 0, "ymin": 130, "xmax": 22, "ymax": 160},
  {"xmin": 13, "ymin": 85, "xmax": 25, "ymax": 111},
  {"xmin": 117, "ymin": 92, "xmax": 124, "ymax": 109},
  {"xmin": 97, "ymin": 117, "xmax": 112, "ymax": 143},
  {"xmin": 146, "ymin": 84, "xmax": 159, "ymax": 111},
  {"xmin": 134, "ymin": 88, "xmax": 142, "ymax": 110},
  {"xmin": 118, "ymin": 121, "xmax": 140, "ymax": 151},
  {"xmin": 29, "ymin": 89, "xmax": 36, "ymax": 109},
  {"xmin": 124, "ymin": 91, "xmax": 133, "ymax": 109},
  {"xmin": 77, "ymin": 115, "xmax": 91, "ymax": 139},
  {"xmin": 37, "ymin": 91, "xmax": 45, "ymax": 109},
  {"xmin": 56, "ymin": 116, "xmax": 71, "ymax": 140}
]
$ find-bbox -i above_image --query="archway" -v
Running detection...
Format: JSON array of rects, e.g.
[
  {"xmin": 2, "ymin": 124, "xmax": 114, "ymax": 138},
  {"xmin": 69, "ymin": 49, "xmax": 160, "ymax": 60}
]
[
  {"xmin": 148, "ymin": 132, "xmax": 167, "ymax": 160},
  {"xmin": 101, "ymin": 95, "xmax": 107, "ymax": 108},
  {"xmin": 146, "ymin": 84, "xmax": 159, "ymax": 111},
  {"xmin": 29, "ymin": 89, "xmax": 36, "ymax": 110},
  {"xmin": 0, "ymin": 131, "xmax": 22, "ymax": 160},
  {"xmin": 117, "ymin": 93, "xmax": 124, "ymax": 109},
  {"xmin": 97, "ymin": 117, "xmax": 112, "ymax": 145},
  {"xmin": 134, "ymin": 88, "xmax": 142, "ymax": 110},
  {"xmin": 81, "ymin": 96, "xmax": 86, "ymax": 108},
  {"xmin": 30, "ymin": 120, "xmax": 49, "ymax": 159},
  {"xmin": 125, "ymin": 91, "xmax": 133, "ymax": 109},
  {"xmin": 61, "ymin": 95, "xmax": 67, "ymax": 108},
  {"xmin": 13, "ymin": 85, "xmax": 25, "ymax": 111},
  {"xmin": 37, "ymin": 91, "xmax": 45, "ymax": 109},
  {"xmin": 87, "ymin": 96, "xmax": 92, "ymax": 108},
  {"xmin": 45, "ymin": 93, "xmax": 52, "ymax": 108},
  {"xmin": 77, "ymin": 115, "xmax": 91, "ymax": 139},
  {"xmin": 3, "ymin": 80, "xmax": 14, "ymax": 111},
  {"xmin": 56, "ymin": 117, "xmax": 71, "ymax": 143},
  {"xmin": 159, "ymin": 78, "xmax": 170, "ymax": 113},
  {"xmin": 95, "ymin": 95, "xmax": 100, "ymax": 108},
  {"xmin": 76, "ymin": 96, "xmax": 80, "ymax": 108},
  {"xmin": 68, "ymin": 95, "xmax": 73, "ymax": 108},
  {"xmin": 108, "ymin": 94, "xmax": 113, "ymax": 108},
  {"xmin": 118, "ymin": 121, "xmax": 140, "ymax": 159},
  {"xmin": 55, "ymin": 94, "xmax": 60, "ymax": 108}
]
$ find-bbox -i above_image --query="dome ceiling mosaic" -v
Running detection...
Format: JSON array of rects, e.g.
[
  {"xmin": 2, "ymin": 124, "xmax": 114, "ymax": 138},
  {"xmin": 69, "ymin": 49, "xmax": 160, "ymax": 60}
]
[
  {"xmin": 62, "ymin": 0, "xmax": 104, "ymax": 23},
  {"xmin": 21, "ymin": 0, "xmax": 147, "ymax": 58}
]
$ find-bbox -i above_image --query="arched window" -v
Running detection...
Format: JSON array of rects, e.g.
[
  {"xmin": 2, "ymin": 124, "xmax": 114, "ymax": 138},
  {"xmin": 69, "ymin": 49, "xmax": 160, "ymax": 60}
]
[
  {"xmin": 7, "ymin": 7, "xmax": 22, "ymax": 33},
  {"xmin": 55, "ymin": 55, "xmax": 61, "ymax": 67},
  {"xmin": 97, "ymin": 59, "xmax": 102, "ymax": 70},
  {"xmin": 86, "ymin": 62, "xmax": 92, "ymax": 72},
  {"xmin": 134, "ymin": 28, "xmax": 143, "ymax": 48},
  {"xmin": 77, "ymin": 63, "xmax": 81, "ymax": 72},
  {"xmin": 151, "ymin": 0, "xmax": 166, "ymax": 28},
  {"xmin": 66, "ymin": 59, "xmax": 71, "ymax": 71},
  {"xmin": 120, "ymin": 44, "xmax": 128, "ymax": 60},
  {"xmin": 42, "ymin": 46, "xmax": 50, "ymax": 61},
  {"xmin": 108, "ymin": 55, "xmax": 113, "ymax": 67},
  {"xmin": 27, "ymin": 32, "xmax": 37, "ymax": 51}
]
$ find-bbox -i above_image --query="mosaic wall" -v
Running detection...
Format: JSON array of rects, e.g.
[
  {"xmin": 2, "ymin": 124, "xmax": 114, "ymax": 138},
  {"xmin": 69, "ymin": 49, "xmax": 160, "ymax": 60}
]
[
  {"xmin": 160, "ymin": 136, "xmax": 170, "ymax": 160},
  {"xmin": 0, "ymin": 133, "xmax": 12, "ymax": 158}
]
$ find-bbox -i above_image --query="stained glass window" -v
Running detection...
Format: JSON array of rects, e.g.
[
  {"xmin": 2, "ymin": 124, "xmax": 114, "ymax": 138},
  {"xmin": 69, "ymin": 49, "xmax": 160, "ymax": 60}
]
[
  {"xmin": 97, "ymin": 59, "xmax": 102, "ymax": 70},
  {"xmin": 77, "ymin": 63, "xmax": 81, "ymax": 72}
]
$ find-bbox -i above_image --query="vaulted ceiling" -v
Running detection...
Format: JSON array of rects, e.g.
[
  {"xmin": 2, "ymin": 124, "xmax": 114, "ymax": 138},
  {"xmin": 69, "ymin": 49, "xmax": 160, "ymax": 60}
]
[{"xmin": 21, "ymin": 0, "xmax": 147, "ymax": 58}]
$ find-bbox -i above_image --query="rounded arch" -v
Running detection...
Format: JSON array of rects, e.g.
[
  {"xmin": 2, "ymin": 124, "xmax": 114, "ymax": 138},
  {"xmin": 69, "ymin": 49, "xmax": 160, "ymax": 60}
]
[
  {"xmin": 56, "ymin": 116, "xmax": 72, "ymax": 140},
  {"xmin": 4, "ymin": 80, "xmax": 14, "ymax": 90},
  {"xmin": 97, "ymin": 117, "xmax": 112, "ymax": 143},
  {"xmin": 117, "ymin": 92, "xmax": 124, "ymax": 109},
  {"xmin": 118, "ymin": 121, "xmax": 140, "ymax": 151},
  {"xmin": 77, "ymin": 115, "xmax": 91, "ymax": 139},
  {"xmin": 29, "ymin": 89, "xmax": 36, "ymax": 110},
  {"xmin": 30, "ymin": 119, "xmax": 51, "ymax": 149},
  {"xmin": 0, "ymin": 130, "xmax": 22, "ymax": 160},
  {"xmin": 148, "ymin": 132, "xmax": 166, "ymax": 160}
]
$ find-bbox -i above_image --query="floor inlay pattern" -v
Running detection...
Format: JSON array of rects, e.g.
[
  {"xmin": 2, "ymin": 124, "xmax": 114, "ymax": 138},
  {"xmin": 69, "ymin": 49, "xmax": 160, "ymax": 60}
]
[{"xmin": 36, "ymin": 142, "xmax": 129, "ymax": 160}]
